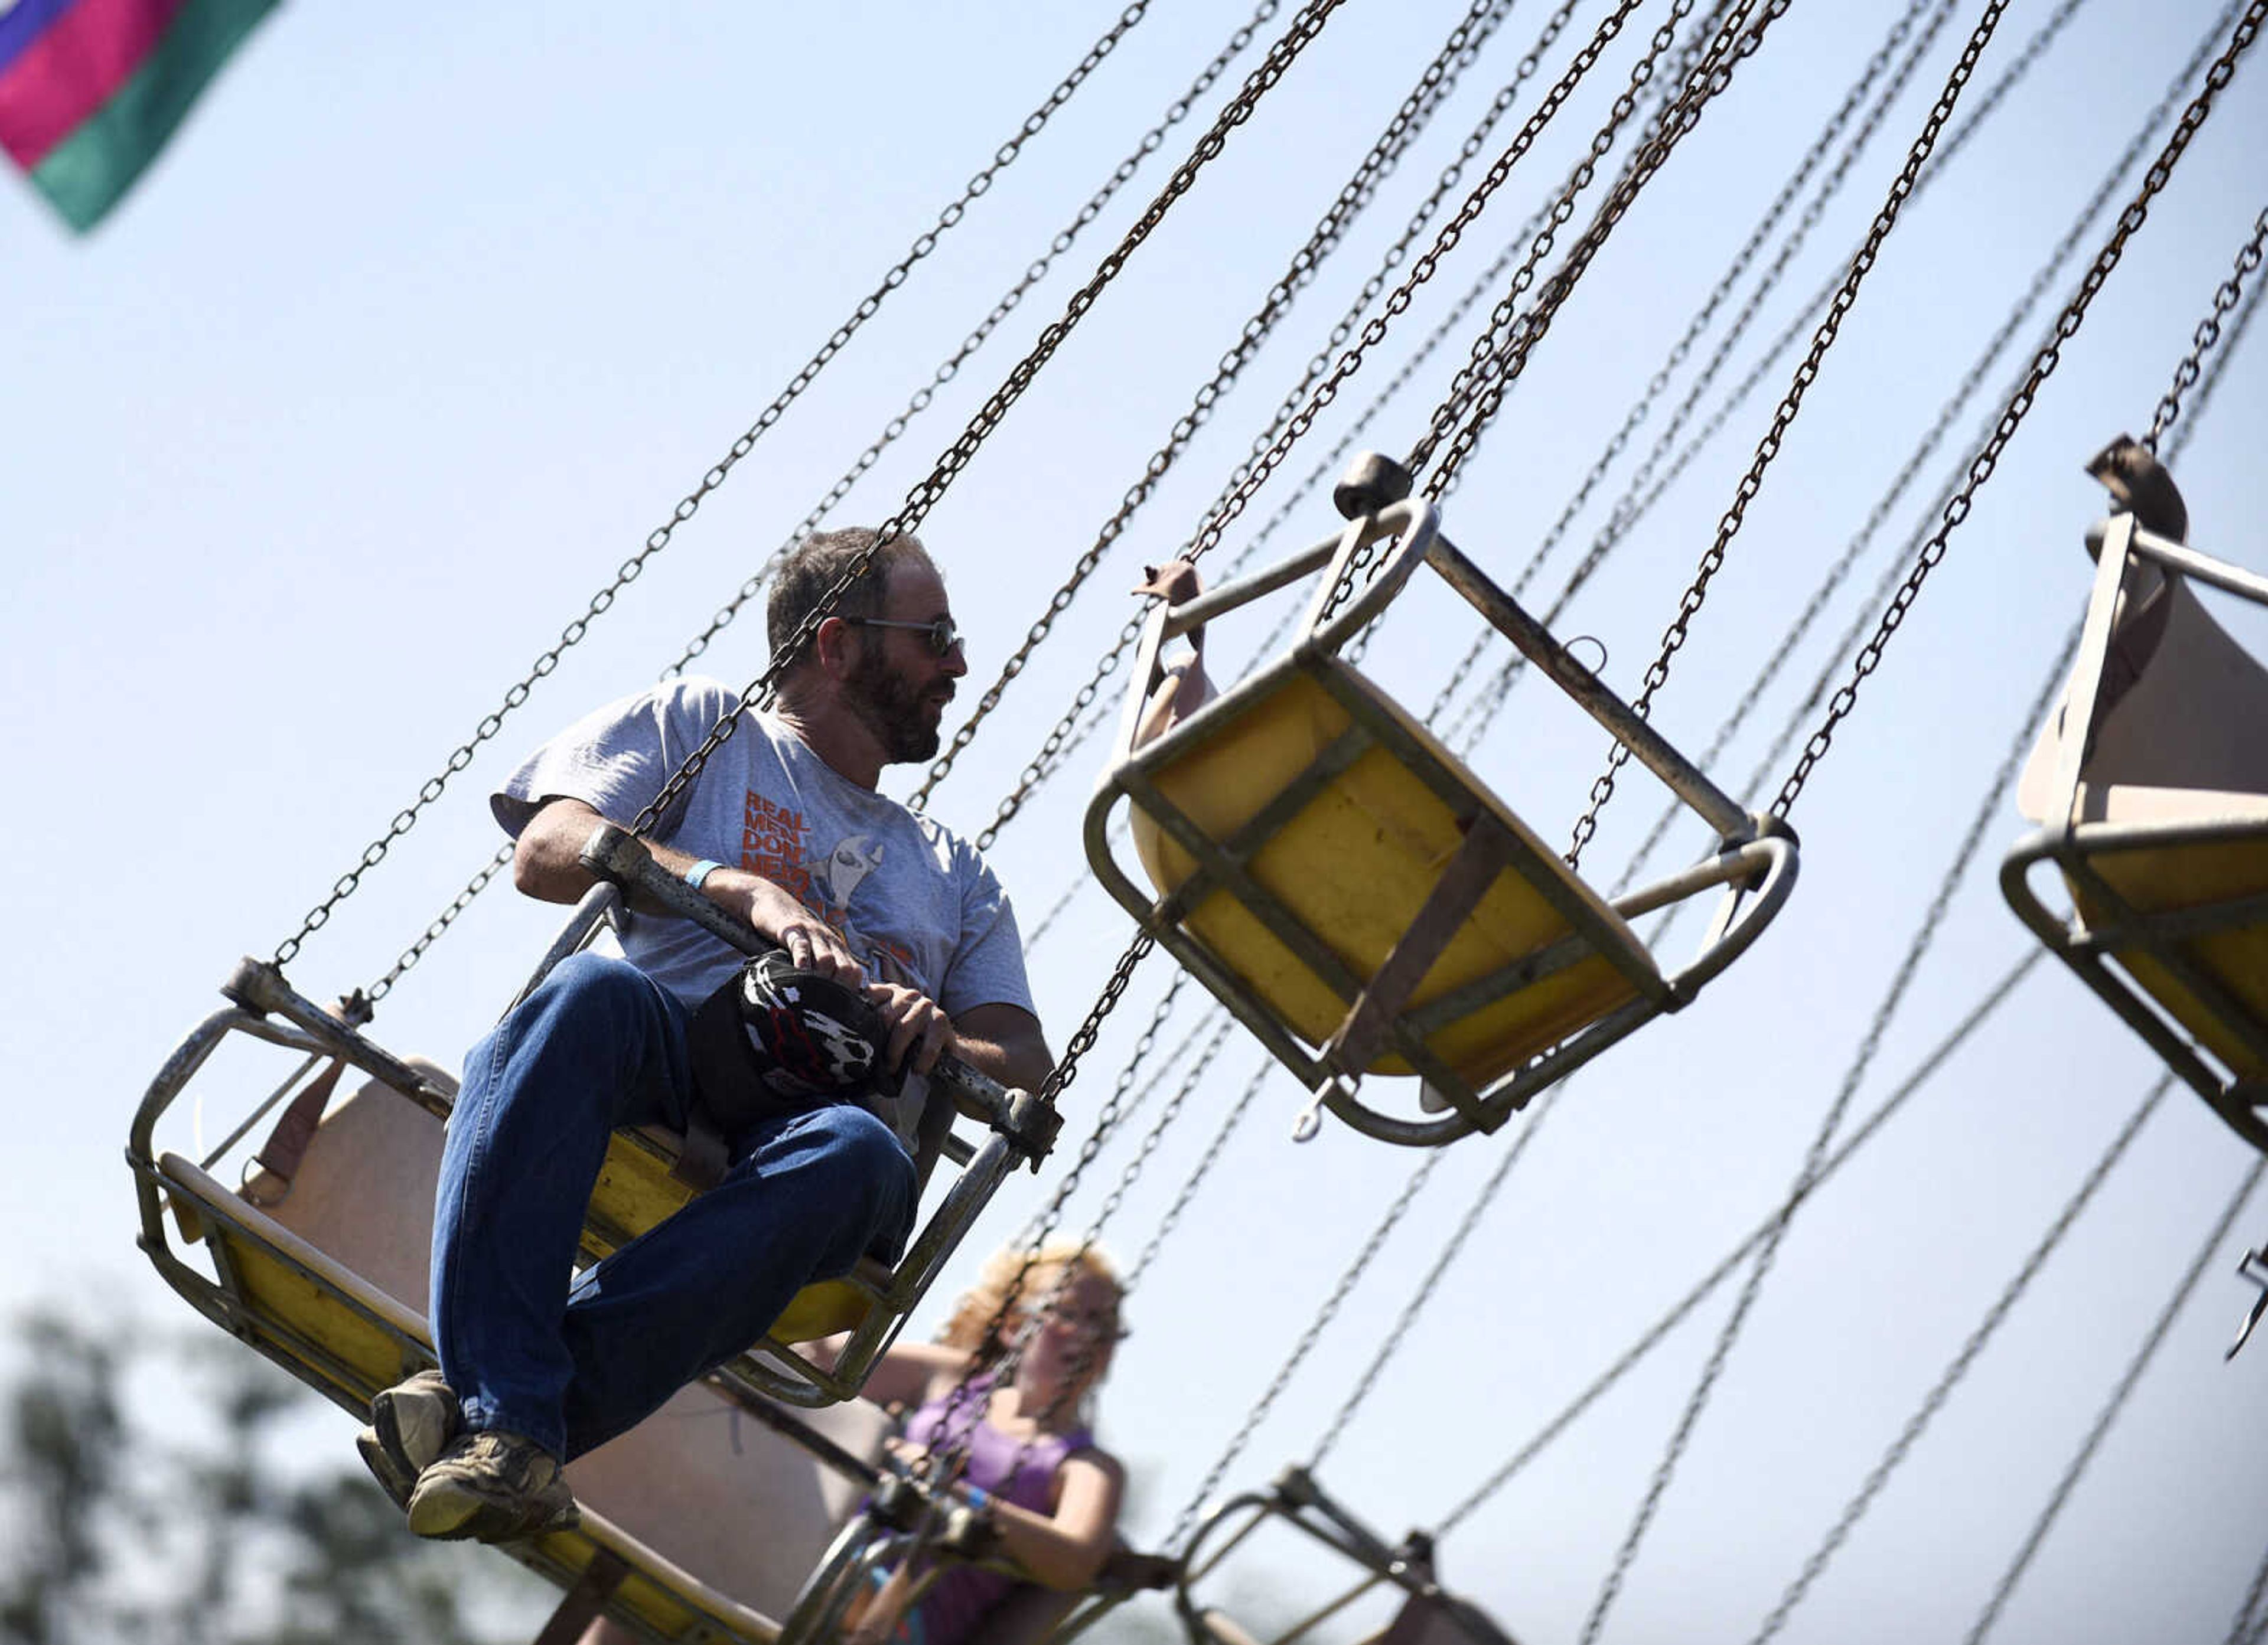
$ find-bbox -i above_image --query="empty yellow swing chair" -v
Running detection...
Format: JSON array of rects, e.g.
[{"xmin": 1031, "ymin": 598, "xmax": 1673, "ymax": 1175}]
[
  {"xmin": 128, "ymin": 825, "xmax": 1060, "ymax": 1644},
  {"xmin": 1086, "ymin": 454, "xmax": 1798, "ymax": 1148},
  {"xmin": 2002, "ymin": 436, "xmax": 2268, "ymax": 1158}
]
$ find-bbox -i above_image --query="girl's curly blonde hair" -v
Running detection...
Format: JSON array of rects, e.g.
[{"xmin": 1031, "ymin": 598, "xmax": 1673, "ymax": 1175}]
[{"xmin": 938, "ymin": 1239, "xmax": 1123, "ymax": 1361}]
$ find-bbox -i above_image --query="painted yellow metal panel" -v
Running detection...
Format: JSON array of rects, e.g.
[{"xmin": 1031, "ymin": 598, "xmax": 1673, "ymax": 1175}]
[
  {"xmin": 1132, "ymin": 668, "xmax": 1651, "ymax": 1088},
  {"xmin": 2075, "ymin": 829, "xmax": 2268, "ymax": 1080}
]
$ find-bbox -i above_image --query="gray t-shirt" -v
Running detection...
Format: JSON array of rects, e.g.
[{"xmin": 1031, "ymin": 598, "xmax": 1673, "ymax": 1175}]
[{"xmin": 493, "ymin": 678, "xmax": 1035, "ymax": 1024}]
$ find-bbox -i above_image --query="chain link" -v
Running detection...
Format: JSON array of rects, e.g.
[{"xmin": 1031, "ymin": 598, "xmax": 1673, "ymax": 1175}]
[
  {"xmin": 908, "ymin": 954, "xmax": 1176, "ymax": 1489},
  {"xmin": 1165, "ymin": 1148, "xmax": 1448, "ymax": 1556},
  {"xmin": 1772, "ymin": 0, "xmax": 2267, "ymax": 821},
  {"xmin": 1307, "ymin": 1085, "xmax": 1561, "ymax": 1470},
  {"xmin": 969, "ymin": 0, "xmax": 1591, "ymax": 851},
  {"xmin": 266, "ymin": 3, "xmax": 1156, "ymax": 973},
  {"xmin": 907, "ymin": 0, "xmax": 1525, "ymax": 811},
  {"xmin": 2167, "ymin": 243, "xmax": 2266, "ymax": 469},
  {"xmin": 1410, "ymin": 0, "xmax": 1749, "ymax": 481},
  {"xmin": 1321, "ymin": 0, "xmax": 1744, "ymax": 624},
  {"xmin": 663, "ymin": 0, "xmax": 1282, "ymax": 681},
  {"xmin": 1746, "ymin": 1078, "xmax": 2172, "ymax": 1645},
  {"xmin": 1599, "ymin": 3, "xmax": 2238, "ymax": 911},
  {"xmin": 1566, "ymin": 0, "xmax": 2016, "ymax": 869},
  {"xmin": 1185, "ymin": 0, "xmax": 1657, "ymax": 570},
  {"xmin": 627, "ymin": 0, "xmax": 1351, "ymax": 844},
  {"xmin": 1432, "ymin": 948, "xmax": 2042, "ymax": 1535},
  {"xmin": 1125, "ymin": 1052, "xmax": 1274, "ymax": 1288},
  {"xmin": 1575, "ymin": 628, "xmax": 2081, "ymax": 1644},
  {"xmin": 2146, "ymin": 201, "xmax": 2268, "ymax": 453}
]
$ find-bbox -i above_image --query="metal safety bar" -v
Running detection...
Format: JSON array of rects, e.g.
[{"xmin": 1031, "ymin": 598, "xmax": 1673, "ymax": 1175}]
[
  {"xmin": 2001, "ymin": 492, "xmax": 2268, "ymax": 1156},
  {"xmin": 1086, "ymin": 453, "xmax": 1797, "ymax": 1147},
  {"xmin": 1175, "ymin": 1466, "xmax": 1517, "ymax": 1645}
]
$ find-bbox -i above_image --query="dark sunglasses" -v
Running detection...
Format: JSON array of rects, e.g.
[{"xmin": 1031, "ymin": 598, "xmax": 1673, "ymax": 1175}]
[{"xmin": 839, "ymin": 615, "xmax": 964, "ymax": 657}]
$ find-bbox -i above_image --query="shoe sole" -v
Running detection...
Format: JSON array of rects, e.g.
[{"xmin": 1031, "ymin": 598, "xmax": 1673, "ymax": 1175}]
[
  {"xmin": 357, "ymin": 1426, "xmax": 417, "ymax": 1510},
  {"xmin": 407, "ymin": 1478, "xmax": 581, "ymax": 1543},
  {"xmin": 373, "ymin": 1374, "xmax": 457, "ymax": 1481}
]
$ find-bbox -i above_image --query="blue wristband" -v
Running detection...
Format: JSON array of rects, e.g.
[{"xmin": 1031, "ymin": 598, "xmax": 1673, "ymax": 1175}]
[
  {"xmin": 685, "ymin": 859, "xmax": 724, "ymax": 890},
  {"xmin": 965, "ymin": 1485, "xmax": 990, "ymax": 1512}
]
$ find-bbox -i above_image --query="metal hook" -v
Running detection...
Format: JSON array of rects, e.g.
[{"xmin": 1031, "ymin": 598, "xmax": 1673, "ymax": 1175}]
[
  {"xmin": 1564, "ymin": 633, "xmax": 1609, "ymax": 675},
  {"xmin": 2229, "ymin": 1243, "xmax": 2268, "ymax": 1360}
]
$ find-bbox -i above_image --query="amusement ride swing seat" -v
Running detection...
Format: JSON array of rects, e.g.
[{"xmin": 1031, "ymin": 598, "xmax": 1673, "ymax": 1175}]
[
  {"xmin": 127, "ymin": 826, "xmax": 1060, "ymax": 1643},
  {"xmin": 1175, "ymin": 1465, "xmax": 1518, "ymax": 1645},
  {"xmin": 2001, "ymin": 436, "xmax": 2268, "ymax": 1157},
  {"xmin": 1085, "ymin": 455, "xmax": 1798, "ymax": 1147}
]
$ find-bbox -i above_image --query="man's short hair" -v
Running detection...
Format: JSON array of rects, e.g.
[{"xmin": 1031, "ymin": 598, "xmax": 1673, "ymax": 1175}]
[{"xmin": 766, "ymin": 528, "xmax": 931, "ymax": 660}]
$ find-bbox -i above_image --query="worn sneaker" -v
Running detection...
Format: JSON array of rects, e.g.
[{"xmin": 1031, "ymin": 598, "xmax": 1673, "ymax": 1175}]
[
  {"xmin": 406, "ymin": 1430, "xmax": 580, "ymax": 1543},
  {"xmin": 358, "ymin": 1369, "xmax": 459, "ymax": 1510}
]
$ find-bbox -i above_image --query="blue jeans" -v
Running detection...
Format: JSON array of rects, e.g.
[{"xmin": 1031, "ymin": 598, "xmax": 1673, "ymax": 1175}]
[{"xmin": 430, "ymin": 952, "xmax": 918, "ymax": 1461}]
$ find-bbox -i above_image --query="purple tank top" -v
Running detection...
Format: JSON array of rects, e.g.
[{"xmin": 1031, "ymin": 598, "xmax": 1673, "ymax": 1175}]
[{"xmin": 897, "ymin": 1379, "xmax": 1094, "ymax": 1645}]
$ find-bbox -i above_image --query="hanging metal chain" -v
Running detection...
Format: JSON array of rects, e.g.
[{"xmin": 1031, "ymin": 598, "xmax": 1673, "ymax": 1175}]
[
  {"xmin": 1164, "ymin": 1147, "xmax": 1449, "ymax": 1556},
  {"xmin": 970, "ymin": 0, "xmax": 1591, "ymax": 850},
  {"xmin": 1565, "ymin": 0, "xmax": 2019, "ymax": 871},
  {"xmin": 908, "ymin": 949, "xmax": 1174, "ymax": 1487},
  {"xmin": 625, "ymin": 0, "xmax": 1351, "ymax": 844},
  {"xmin": 1432, "ymin": 948, "xmax": 2044, "ymax": 1535},
  {"xmin": 1418, "ymin": 0, "xmax": 1800, "ymax": 501},
  {"xmin": 2167, "ymin": 252, "xmax": 2266, "ymax": 468},
  {"xmin": 1773, "ymin": 0, "xmax": 2267, "ymax": 820},
  {"xmin": 2146, "ymin": 202, "xmax": 2268, "ymax": 454},
  {"xmin": 1963, "ymin": 1154, "xmax": 2266, "ymax": 1645},
  {"xmin": 2227, "ymin": 1535, "xmax": 2268, "ymax": 1645},
  {"xmin": 905, "ymin": 0, "xmax": 1524, "ymax": 811},
  {"xmin": 1315, "ymin": 0, "xmax": 1748, "ymax": 626},
  {"xmin": 1505, "ymin": 0, "xmax": 1956, "ymax": 616},
  {"xmin": 663, "ymin": 0, "xmax": 1283, "ymax": 681},
  {"xmin": 1409, "ymin": 0, "xmax": 1748, "ymax": 478},
  {"xmin": 1431, "ymin": 0, "xmax": 2096, "ymax": 755},
  {"xmin": 1125, "ymin": 1052, "xmax": 1275, "ymax": 1288},
  {"xmin": 1596, "ymin": 3, "xmax": 2227, "ymax": 918},
  {"xmin": 265, "ymin": 2, "xmax": 1157, "ymax": 972},
  {"xmin": 1184, "ymin": 0, "xmax": 1657, "ymax": 568},
  {"xmin": 360, "ymin": 14, "xmax": 1278, "ymax": 1004},
  {"xmin": 1573, "ymin": 631, "xmax": 2071, "ymax": 1645},
  {"xmin": 1306, "ymin": 1086, "xmax": 1562, "ymax": 1470},
  {"xmin": 1744, "ymin": 1076, "xmax": 2172, "ymax": 1645}
]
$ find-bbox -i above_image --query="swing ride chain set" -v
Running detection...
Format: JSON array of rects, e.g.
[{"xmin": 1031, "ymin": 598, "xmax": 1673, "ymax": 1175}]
[
  {"xmin": 1564, "ymin": 0, "xmax": 2021, "ymax": 870},
  {"xmin": 1239, "ymin": 0, "xmax": 1712, "ymax": 635},
  {"xmin": 364, "ymin": 2, "xmax": 1291, "ymax": 1006},
  {"xmin": 905, "ymin": 0, "xmax": 1526, "ymax": 815},
  {"xmin": 666, "ymin": 0, "xmax": 1286, "ymax": 684},
  {"xmin": 964, "ymin": 0, "xmax": 1592, "ymax": 853},
  {"xmin": 1434, "ymin": 0, "xmax": 2104, "ymax": 762},
  {"xmin": 624, "ymin": 0, "xmax": 1348, "ymax": 851},
  {"xmin": 1309, "ymin": 0, "xmax": 1777, "ymax": 630},
  {"xmin": 2146, "ymin": 201, "xmax": 2268, "ymax": 455},
  {"xmin": 265, "ymin": 1, "xmax": 1159, "ymax": 980},
  {"xmin": 1410, "ymin": 0, "xmax": 1784, "ymax": 497},
  {"xmin": 1770, "ymin": 0, "xmax": 2267, "ymax": 822}
]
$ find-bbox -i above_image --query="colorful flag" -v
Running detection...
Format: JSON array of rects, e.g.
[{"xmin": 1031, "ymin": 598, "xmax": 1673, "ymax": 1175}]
[{"xmin": 1, "ymin": 0, "xmax": 277, "ymax": 232}]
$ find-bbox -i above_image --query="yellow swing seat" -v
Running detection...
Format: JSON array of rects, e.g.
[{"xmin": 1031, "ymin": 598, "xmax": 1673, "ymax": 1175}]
[
  {"xmin": 2003, "ymin": 436, "xmax": 2268, "ymax": 1151},
  {"xmin": 131, "ymin": 1000, "xmax": 895, "ymax": 1644},
  {"xmin": 1087, "ymin": 456, "xmax": 1796, "ymax": 1147},
  {"xmin": 130, "ymin": 909, "xmax": 1056, "ymax": 1639}
]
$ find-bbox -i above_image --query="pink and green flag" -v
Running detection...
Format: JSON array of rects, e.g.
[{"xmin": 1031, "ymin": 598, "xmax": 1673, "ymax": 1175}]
[{"xmin": 1, "ymin": 0, "xmax": 277, "ymax": 232}]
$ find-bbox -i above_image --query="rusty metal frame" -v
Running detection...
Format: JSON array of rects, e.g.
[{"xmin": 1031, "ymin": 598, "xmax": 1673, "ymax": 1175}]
[
  {"xmin": 2001, "ymin": 510, "xmax": 2268, "ymax": 1154},
  {"xmin": 1084, "ymin": 471, "xmax": 1797, "ymax": 1147}
]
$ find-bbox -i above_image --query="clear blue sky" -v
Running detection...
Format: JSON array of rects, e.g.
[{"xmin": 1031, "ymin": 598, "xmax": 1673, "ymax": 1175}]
[{"xmin": 7, "ymin": 2, "xmax": 2268, "ymax": 1640}]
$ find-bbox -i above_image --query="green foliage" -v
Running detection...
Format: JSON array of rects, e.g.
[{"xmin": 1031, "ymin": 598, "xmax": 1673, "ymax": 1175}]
[{"xmin": 0, "ymin": 1311, "xmax": 552, "ymax": 1645}]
